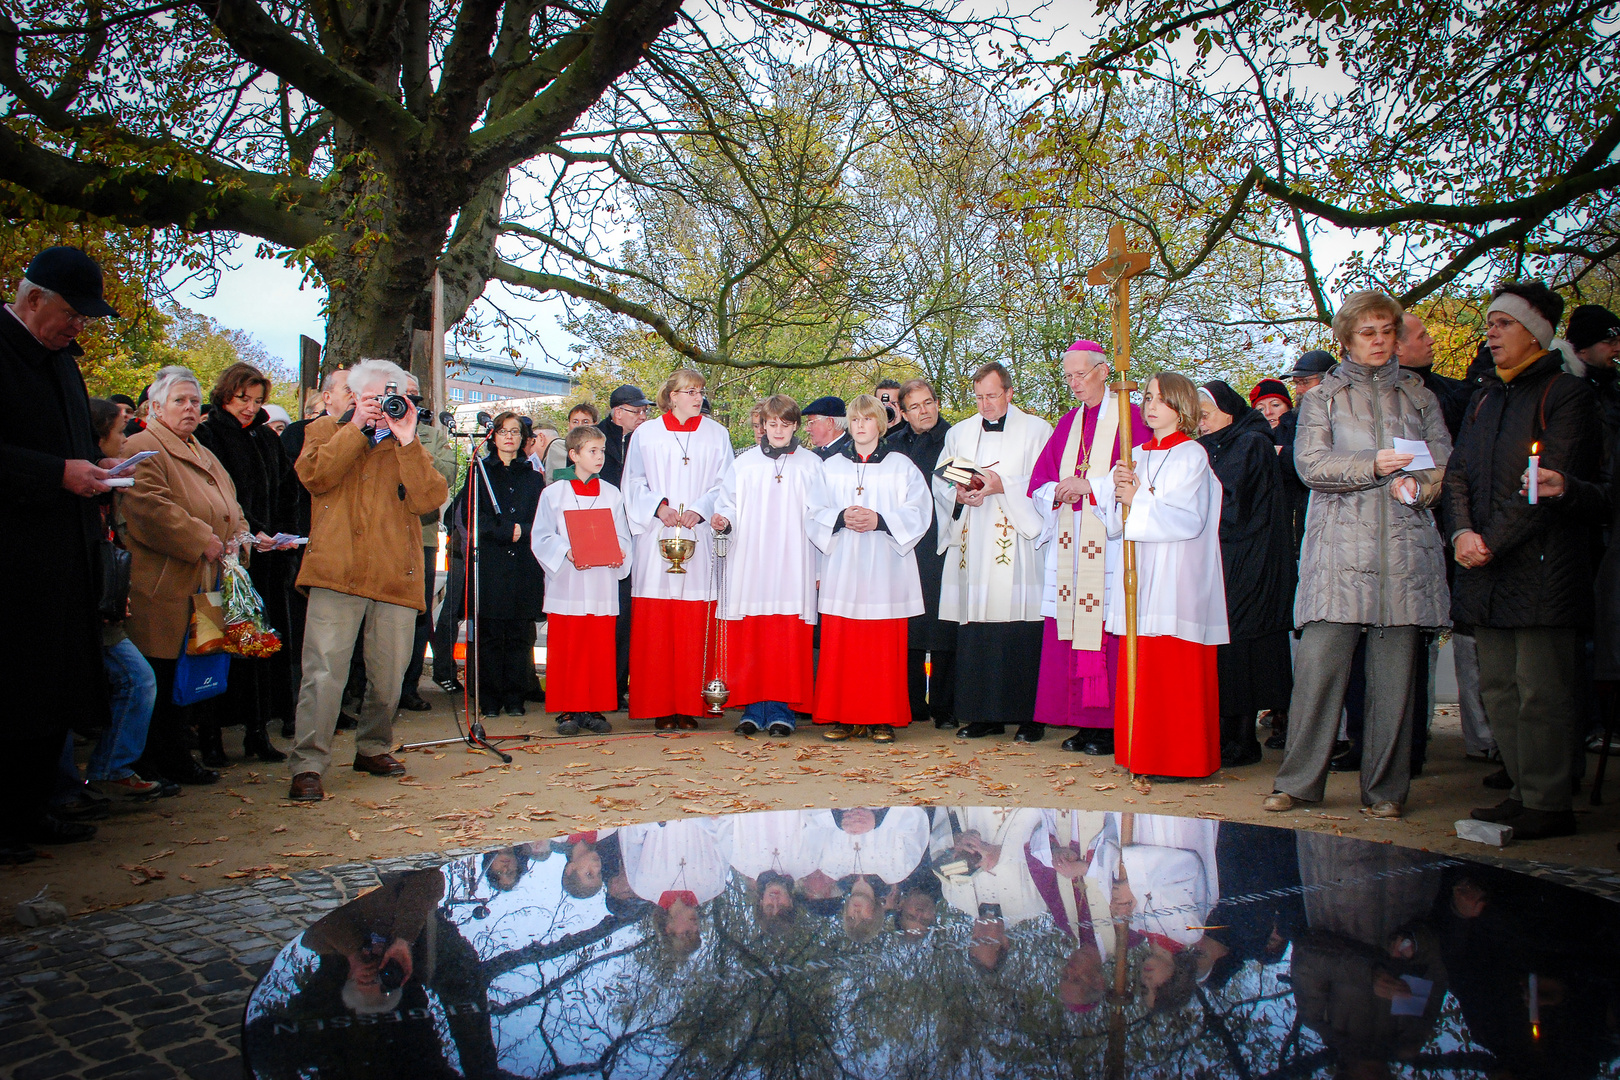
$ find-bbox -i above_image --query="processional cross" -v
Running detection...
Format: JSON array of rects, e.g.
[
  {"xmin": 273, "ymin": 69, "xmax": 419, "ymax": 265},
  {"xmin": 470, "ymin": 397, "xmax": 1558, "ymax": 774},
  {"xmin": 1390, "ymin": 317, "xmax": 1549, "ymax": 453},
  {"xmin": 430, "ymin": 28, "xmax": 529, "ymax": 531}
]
[{"xmin": 1086, "ymin": 222, "xmax": 1151, "ymax": 767}]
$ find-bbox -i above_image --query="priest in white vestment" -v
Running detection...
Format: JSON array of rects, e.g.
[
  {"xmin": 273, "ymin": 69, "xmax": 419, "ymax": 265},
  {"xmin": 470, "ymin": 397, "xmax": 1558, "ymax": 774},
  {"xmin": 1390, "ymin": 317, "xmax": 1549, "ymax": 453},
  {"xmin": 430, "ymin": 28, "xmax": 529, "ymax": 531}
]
[
  {"xmin": 806, "ymin": 395, "xmax": 932, "ymax": 742},
  {"xmin": 1029, "ymin": 342, "xmax": 1151, "ymax": 755},
  {"xmin": 1098, "ymin": 372, "xmax": 1228, "ymax": 779},
  {"xmin": 711, "ymin": 395, "xmax": 824, "ymax": 736},
  {"xmin": 621, "ymin": 369, "xmax": 735, "ymax": 727},
  {"xmin": 935, "ymin": 363, "xmax": 1053, "ymax": 742}
]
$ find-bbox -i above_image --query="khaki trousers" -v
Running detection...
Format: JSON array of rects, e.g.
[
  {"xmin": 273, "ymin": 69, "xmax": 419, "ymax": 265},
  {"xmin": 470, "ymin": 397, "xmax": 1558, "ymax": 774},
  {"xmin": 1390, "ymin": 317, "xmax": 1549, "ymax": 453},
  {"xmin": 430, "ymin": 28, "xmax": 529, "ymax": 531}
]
[
  {"xmin": 292, "ymin": 587, "xmax": 416, "ymax": 776},
  {"xmin": 1474, "ymin": 627, "xmax": 1581, "ymax": 812}
]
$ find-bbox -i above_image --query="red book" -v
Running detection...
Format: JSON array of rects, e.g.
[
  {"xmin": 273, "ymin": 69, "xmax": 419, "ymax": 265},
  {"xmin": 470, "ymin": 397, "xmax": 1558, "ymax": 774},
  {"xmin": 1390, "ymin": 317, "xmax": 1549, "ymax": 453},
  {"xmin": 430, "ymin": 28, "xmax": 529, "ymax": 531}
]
[{"xmin": 563, "ymin": 508, "xmax": 623, "ymax": 570}]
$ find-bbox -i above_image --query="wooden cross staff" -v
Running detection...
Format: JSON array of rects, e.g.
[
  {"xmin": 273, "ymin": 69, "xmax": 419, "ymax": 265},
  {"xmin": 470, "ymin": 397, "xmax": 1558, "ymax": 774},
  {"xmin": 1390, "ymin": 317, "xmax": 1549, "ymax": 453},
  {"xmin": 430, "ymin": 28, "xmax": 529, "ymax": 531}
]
[{"xmin": 1086, "ymin": 223, "xmax": 1151, "ymax": 763}]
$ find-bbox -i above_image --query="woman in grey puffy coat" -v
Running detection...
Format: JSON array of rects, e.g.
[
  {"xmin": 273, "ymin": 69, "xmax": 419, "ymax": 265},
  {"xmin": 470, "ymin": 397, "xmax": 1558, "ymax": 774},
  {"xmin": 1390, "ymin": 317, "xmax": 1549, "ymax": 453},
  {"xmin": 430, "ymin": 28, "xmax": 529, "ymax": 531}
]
[{"xmin": 1265, "ymin": 291, "xmax": 1451, "ymax": 819}]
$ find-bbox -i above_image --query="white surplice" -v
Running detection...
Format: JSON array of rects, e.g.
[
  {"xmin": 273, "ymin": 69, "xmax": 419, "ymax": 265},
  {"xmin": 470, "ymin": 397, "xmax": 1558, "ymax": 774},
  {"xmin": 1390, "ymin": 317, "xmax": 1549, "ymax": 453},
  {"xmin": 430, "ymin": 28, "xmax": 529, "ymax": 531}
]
[
  {"xmin": 1087, "ymin": 813, "xmax": 1219, "ymax": 946},
  {"xmin": 806, "ymin": 447, "xmax": 932, "ymax": 621},
  {"xmin": 714, "ymin": 445, "xmax": 824, "ymax": 623},
  {"xmin": 621, "ymin": 416, "xmax": 736, "ymax": 602},
  {"xmin": 717, "ymin": 810, "xmax": 827, "ymax": 881},
  {"xmin": 935, "ymin": 404, "xmax": 1054, "ymax": 624},
  {"xmin": 1097, "ymin": 436, "xmax": 1229, "ymax": 646},
  {"xmin": 531, "ymin": 479, "xmax": 633, "ymax": 616},
  {"xmin": 805, "ymin": 807, "xmax": 930, "ymax": 884},
  {"xmin": 937, "ymin": 806, "xmax": 1048, "ymax": 926},
  {"xmin": 620, "ymin": 817, "xmax": 728, "ymax": 905}
]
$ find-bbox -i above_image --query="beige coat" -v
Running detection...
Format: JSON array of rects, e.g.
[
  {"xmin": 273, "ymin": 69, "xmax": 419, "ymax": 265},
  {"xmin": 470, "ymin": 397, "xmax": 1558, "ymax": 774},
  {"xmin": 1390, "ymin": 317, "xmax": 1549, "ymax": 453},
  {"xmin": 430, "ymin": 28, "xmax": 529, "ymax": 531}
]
[
  {"xmin": 119, "ymin": 420, "xmax": 250, "ymax": 659},
  {"xmin": 1293, "ymin": 359, "xmax": 1452, "ymax": 628},
  {"xmin": 294, "ymin": 417, "xmax": 450, "ymax": 611}
]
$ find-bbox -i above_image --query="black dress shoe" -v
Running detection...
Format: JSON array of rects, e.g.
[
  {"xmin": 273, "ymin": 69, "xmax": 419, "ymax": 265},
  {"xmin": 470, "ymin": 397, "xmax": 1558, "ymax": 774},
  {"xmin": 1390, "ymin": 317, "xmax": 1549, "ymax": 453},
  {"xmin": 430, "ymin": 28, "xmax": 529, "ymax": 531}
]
[
  {"xmin": 1061, "ymin": 733, "xmax": 1087, "ymax": 753},
  {"xmin": 398, "ymin": 692, "xmax": 432, "ymax": 712},
  {"xmin": 1013, "ymin": 723, "xmax": 1045, "ymax": 743},
  {"xmin": 1082, "ymin": 731, "xmax": 1115, "ymax": 756},
  {"xmin": 1329, "ymin": 747, "xmax": 1361, "ymax": 772},
  {"xmin": 933, "ymin": 717, "xmax": 960, "ymax": 730},
  {"xmin": 26, "ymin": 814, "xmax": 97, "ymax": 845},
  {"xmin": 165, "ymin": 756, "xmax": 220, "ymax": 785},
  {"xmin": 1264, "ymin": 729, "xmax": 1287, "ymax": 750},
  {"xmin": 956, "ymin": 722, "xmax": 1005, "ymax": 739},
  {"xmin": 1511, "ymin": 807, "xmax": 1577, "ymax": 840},
  {"xmin": 1483, "ymin": 766, "xmax": 1512, "ymax": 790},
  {"xmin": 0, "ymin": 841, "xmax": 37, "ymax": 865},
  {"xmin": 1221, "ymin": 742, "xmax": 1264, "ymax": 768},
  {"xmin": 504, "ymin": 703, "xmax": 527, "ymax": 717}
]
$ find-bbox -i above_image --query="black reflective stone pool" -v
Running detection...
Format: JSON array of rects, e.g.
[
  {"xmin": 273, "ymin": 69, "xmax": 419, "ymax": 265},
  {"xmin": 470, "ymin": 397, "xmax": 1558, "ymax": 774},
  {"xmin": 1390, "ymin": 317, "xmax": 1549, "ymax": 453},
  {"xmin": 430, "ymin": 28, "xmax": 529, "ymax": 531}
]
[{"xmin": 242, "ymin": 808, "xmax": 1620, "ymax": 1078}]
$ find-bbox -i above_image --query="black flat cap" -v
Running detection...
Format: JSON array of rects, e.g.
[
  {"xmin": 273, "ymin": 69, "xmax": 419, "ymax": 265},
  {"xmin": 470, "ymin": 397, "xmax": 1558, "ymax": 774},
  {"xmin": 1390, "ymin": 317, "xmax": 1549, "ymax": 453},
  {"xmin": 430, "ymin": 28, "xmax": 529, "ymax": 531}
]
[
  {"xmin": 609, "ymin": 384, "xmax": 652, "ymax": 408},
  {"xmin": 1286, "ymin": 350, "xmax": 1335, "ymax": 378},
  {"xmin": 24, "ymin": 246, "xmax": 118, "ymax": 318},
  {"xmin": 802, "ymin": 395, "xmax": 846, "ymax": 418}
]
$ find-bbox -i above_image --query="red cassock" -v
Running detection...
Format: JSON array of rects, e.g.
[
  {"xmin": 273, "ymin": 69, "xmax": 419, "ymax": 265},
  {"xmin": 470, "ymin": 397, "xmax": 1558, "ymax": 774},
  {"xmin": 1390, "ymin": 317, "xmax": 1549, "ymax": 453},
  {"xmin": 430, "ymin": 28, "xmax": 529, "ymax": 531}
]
[
  {"xmin": 629, "ymin": 597, "xmax": 710, "ymax": 719},
  {"xmin": 724, "ymin": 615, "xmax": 815, "ymax": 713},
  {"xmin": 545, "ymin": 614, "xmax": 618, "ymax": 713},
  {"xmin": 813, "ymin": 615, "xmax": 909, "ymax": 726},
  {"xmin": 1114, "ymin": 635, "xmax": 1220, "ymax": 778}
]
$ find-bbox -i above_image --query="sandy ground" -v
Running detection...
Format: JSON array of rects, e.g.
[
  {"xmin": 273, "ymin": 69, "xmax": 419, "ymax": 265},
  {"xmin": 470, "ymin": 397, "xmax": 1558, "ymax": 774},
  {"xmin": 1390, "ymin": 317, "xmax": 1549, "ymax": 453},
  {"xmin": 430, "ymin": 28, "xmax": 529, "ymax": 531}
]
[{"xmin": 4, "ymin": 691, "xmax": 1618, "ymax": 931}]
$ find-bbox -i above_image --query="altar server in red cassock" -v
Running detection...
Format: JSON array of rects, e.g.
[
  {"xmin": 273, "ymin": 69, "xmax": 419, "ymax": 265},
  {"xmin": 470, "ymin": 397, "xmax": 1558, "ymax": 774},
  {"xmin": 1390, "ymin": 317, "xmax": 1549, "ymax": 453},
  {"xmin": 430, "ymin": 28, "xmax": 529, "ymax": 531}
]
[
  {"xmin": 1099, "ymin": 372, "xmax": 1228, "ymax": 780},
  {"xmin": 710, "ymin": 394, "xmax": 824, "ymax": 737},
  {"xmin": 807, "ymin": 395, "xmax": 933, "ymax": 742},
  {"xmin": 532, "ymin": 426, "xmax": 632, "ymax": 735},
  {"xmin": 622, "ymin": 369, "xmax": 735, "ymax": 728}
]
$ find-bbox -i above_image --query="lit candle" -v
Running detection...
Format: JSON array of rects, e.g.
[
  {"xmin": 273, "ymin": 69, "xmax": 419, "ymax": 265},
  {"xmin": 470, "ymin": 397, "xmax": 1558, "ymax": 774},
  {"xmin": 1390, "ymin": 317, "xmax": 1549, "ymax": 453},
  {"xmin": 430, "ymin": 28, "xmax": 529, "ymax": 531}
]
[
  {"xmin": 1529, "ymin": 972, "xmax": 1540, "ymax": 1038},
  {"xmin": 1528, "ymin": 442, "xmax": 1539, "ymax": 504}
]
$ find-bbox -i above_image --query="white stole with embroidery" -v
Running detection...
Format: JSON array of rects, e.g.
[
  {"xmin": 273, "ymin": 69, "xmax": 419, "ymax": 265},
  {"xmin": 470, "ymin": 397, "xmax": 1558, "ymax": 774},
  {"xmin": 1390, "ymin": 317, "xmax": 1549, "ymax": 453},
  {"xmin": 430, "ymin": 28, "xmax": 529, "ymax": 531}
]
[{"xmin": 1053, "ymin": 397, "xmax": 1118, "ymax": 648}]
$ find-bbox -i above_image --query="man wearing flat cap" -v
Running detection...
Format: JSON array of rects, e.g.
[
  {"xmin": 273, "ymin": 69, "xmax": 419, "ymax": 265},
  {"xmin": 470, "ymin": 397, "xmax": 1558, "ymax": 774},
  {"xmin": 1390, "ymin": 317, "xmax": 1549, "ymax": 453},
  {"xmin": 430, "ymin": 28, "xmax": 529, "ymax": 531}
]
[
  {"xmin": 0, "ymin": 246, "xmax": 122, "ymax": 862},
  {"xmin": 802, "ymin": 396, "xmax": 852, "ymax": 460},
  {"xmin": 1286, "ymin": 349, "xmax": 1335, "ymax": 399}
]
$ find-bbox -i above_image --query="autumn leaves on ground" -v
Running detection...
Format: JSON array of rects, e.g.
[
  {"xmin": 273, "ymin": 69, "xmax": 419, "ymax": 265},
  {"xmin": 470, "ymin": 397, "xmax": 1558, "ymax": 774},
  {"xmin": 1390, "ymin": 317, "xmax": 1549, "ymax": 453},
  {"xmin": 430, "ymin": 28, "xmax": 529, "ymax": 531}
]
[{"xmin": 3, "ymin": 698, "xmax": 1618, "ymax": 930}]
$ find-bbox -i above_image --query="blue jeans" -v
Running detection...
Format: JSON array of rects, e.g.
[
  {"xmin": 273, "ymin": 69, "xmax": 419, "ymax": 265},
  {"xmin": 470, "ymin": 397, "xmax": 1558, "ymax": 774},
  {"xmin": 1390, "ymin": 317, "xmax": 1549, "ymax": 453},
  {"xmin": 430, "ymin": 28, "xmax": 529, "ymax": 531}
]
[
  {"xmin": 742, "ymin": 700, "xmax": 796, "ymax": 731},
  {"xmin": 87, "ymin": 638, "xmax": 157, "ymax": 781}
]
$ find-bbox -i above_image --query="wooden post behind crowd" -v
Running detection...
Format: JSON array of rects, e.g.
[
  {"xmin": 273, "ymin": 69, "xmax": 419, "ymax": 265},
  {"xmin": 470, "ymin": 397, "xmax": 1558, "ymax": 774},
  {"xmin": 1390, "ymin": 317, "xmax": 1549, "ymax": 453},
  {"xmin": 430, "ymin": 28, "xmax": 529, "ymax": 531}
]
[
  {"xmin": 297, "ymin": 335, "xmax": 321, "ymax": 415},
  {"xmin": 1087, "ymin": 224, "xmax": 1150, "ymax": 761}
]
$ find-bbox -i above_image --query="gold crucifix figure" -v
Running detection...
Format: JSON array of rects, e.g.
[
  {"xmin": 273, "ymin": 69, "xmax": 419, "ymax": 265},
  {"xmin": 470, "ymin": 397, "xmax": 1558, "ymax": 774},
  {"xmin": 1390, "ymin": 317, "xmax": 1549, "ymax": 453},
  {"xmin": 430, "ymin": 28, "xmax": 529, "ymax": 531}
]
[{"xmin": 1086, "ymin": 222, "xmax": 1151, "ymax": 762}]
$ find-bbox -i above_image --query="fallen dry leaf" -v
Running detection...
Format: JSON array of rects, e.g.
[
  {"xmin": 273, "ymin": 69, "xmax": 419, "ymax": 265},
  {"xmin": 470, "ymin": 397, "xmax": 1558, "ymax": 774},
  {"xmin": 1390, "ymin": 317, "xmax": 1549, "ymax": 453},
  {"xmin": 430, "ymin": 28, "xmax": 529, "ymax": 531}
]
[
  {"xmin": 193, "ymin": 858, "xmax": 223, "ymax": 868},
  {"xmin": 272, "ymin": 824, "xmax": 288, "ymax": 833},
  {"xmin": 347, "ymin": 828, "xmax": 362, "ymax": 841}
]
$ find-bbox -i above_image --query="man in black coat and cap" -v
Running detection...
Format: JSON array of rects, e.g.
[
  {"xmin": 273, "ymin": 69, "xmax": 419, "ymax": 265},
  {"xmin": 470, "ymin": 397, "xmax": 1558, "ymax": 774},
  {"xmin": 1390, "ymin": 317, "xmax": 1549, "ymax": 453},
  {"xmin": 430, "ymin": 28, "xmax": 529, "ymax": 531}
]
[
  {"xmin": 887, "ymin": 378, "xmax": 957, "ymax": 728},
  {"xmin": 0, "ymin": 246, "xmax": 120, "ymax": 862},
  {"xmin": 802, "ymin": 396, "xmax": 852, "ymax": 459}
]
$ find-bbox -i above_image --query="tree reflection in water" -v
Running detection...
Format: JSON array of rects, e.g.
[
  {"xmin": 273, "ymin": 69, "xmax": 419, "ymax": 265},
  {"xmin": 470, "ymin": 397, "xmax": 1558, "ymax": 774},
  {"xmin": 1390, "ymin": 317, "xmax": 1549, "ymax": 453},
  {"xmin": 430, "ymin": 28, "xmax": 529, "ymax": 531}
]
[{"xmin": 243, "ymin": 808, "xmax": 1620, "ymax": 1079}]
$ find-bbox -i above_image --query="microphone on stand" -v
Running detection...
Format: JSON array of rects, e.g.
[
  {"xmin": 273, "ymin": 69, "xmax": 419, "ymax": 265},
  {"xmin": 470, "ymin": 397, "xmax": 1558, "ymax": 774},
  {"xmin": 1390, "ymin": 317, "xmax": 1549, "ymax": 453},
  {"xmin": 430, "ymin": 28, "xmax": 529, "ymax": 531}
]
[
  {"xmin": 439, "ymin": 411, "xmax": 458, "ymax": 432},
  {"xmin": 476, "ymin": 411, "xmax": 493, "ymax": 430}
]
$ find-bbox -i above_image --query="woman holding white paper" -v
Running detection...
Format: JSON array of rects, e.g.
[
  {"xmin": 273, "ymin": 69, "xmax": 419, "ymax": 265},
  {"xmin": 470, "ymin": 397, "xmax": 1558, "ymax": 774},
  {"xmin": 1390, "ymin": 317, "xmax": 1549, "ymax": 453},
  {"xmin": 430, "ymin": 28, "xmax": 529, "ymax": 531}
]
[{"xmin": 1265, "ymin": 290, "xmax": 1451, "ymax": 821}]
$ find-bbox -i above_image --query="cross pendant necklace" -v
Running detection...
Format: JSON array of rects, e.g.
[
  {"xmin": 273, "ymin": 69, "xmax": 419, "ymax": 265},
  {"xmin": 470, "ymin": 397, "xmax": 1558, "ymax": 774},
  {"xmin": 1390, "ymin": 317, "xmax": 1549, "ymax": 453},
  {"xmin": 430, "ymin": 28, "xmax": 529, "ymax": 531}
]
[
  {"xmin": 855, "ymin": 461, "xmax": 868, "ymax": 495},
  {"xmin": 674, "ymin": 431, "xmax": 692, "ymax": 466}
]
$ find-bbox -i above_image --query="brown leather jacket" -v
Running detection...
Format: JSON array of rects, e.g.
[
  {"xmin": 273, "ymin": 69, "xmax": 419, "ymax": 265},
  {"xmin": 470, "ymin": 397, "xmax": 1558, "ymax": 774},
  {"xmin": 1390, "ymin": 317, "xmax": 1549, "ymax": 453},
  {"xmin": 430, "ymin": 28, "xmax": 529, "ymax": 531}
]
[{"xmin": 294, "ymin": 417, "xmax": 450, "ymax": 611}]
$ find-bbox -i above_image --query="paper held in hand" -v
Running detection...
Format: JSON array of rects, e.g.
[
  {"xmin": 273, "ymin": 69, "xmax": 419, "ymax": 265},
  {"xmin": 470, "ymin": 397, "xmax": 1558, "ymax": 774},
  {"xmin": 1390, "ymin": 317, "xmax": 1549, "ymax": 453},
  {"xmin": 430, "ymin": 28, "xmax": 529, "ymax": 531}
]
[
  {"xmin": 1393, "ymin": 438, "xmax": 1436, "ymax": 472},
  {"xmin": 933, "ymin": 456, "xmax": 990, "ymax": 490},
  {"xmin": 564, "ymin": 508, "xmax": 623, "ymax": 569}
]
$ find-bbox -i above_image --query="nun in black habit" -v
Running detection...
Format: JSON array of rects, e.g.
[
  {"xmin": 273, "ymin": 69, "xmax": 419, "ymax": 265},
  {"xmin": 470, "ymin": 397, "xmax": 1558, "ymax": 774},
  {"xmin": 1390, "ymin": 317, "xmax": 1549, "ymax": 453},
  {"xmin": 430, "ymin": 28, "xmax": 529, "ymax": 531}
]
[{"xmin": 1198, "ymin": 381, "xmax": 1297, "ymax": 767}]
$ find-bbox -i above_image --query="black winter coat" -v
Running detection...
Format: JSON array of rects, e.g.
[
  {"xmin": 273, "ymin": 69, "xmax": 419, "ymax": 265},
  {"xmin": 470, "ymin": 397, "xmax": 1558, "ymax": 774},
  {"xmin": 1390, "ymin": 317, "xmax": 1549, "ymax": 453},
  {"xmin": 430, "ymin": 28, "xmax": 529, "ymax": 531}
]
[
  {"xmin": 597, "ymin": 416, "xmax": 633, "ymax": 489},
  {"xmin": 471, "ymin": 452, "xmax": 545, "ymax": 620},
  {"xmin": 889, "ymin": 418, "xmax": 956, "ymax": 650},
  {"xmin": 1200, "ymin": 408, "xmax": 1297, "ymax": 641},
  {"xmin": 1270, "ymin": 410, "xmax": 1310, "ymax": 556},
  {"xmin": 0, "ymin": 311, "xmax": 106, "ymax": 725},
  {"xmin": 1445, "ymin": 350, "xmax": 1601, "ymax": 630},
  {"xmin": 195, "ymin": 407, "xmax": 297, "ymax": 537}
]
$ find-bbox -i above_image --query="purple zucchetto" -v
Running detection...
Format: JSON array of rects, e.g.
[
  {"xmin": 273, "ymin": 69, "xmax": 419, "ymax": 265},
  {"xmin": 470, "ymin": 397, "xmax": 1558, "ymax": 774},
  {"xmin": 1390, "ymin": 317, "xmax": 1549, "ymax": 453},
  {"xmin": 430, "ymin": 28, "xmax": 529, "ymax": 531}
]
[{"xmin": 1065, "ymin": 339, "xmax": 1105, "ymax": 356}]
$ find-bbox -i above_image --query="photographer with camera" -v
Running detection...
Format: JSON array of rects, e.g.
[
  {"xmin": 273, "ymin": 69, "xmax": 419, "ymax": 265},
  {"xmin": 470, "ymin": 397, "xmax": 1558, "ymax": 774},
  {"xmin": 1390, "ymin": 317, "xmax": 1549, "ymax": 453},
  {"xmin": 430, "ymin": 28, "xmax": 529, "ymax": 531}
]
[{"xmin": 287, "ymin": 359, "xmax": 450, "ymax": 802}]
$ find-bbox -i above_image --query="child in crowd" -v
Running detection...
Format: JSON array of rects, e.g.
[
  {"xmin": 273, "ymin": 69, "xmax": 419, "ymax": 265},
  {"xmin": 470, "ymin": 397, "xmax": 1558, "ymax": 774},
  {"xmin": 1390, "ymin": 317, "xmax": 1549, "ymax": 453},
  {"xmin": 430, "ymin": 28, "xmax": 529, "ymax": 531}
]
[
  {"xmin": 806, "ymin": 395, "xmax": 932, "ymax": 742},
  {"xmin": 1100, "ymin": 372, "xmax": 1228, "ymax": 780},
  {"xmin": 532, "ymin": 427, "xmax": 632, "ymax": 735},
  {"xmin": 710, "ymin": 394, "xmax": 825, "ymax": 736}
]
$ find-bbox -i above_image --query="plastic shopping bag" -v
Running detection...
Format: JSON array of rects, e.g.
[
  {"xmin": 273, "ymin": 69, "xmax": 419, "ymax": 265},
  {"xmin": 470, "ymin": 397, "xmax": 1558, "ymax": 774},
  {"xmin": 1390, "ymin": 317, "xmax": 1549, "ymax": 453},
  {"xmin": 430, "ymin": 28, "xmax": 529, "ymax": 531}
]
[{"xmin": 220, "ymin": 554, "xmax": 283, "ymax": 658}]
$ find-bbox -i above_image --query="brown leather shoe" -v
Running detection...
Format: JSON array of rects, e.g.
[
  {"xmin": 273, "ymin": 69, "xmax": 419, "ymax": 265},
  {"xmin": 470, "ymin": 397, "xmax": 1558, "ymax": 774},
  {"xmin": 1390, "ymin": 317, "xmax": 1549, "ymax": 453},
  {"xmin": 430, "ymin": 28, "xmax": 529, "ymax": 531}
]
[
  {"xmin": 676, "ymin": 715, "xmax": 700, "ymax": 730},
  {"xmin": 654, "ymin": 715, "xmax": 678, "ymax": 731},
  {"xmin": 289, "ymin": 772, "xmax": 324, "ymax": 802},
  {"xmin": 353, "ymin": 753, "xmax": 407, "ymax": 777}
]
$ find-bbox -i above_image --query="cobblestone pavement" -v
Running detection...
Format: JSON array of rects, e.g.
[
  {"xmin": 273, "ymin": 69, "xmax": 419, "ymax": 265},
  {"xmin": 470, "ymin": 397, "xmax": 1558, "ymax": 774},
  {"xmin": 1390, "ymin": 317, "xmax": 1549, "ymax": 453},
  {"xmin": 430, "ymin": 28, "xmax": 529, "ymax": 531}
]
[
  {"xmin": 3, "ymin": 843, "xmax": 1619, "ymax": 1080},
  {"xmin": 0, "ymin": 851, "xmax": 449, "ymax": 1080}
]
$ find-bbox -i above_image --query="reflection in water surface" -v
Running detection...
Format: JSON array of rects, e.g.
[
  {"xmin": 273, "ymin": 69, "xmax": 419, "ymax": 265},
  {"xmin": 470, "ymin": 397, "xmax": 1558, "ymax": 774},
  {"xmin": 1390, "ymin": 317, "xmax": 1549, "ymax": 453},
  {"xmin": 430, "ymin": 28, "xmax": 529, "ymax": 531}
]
[{"xmin": 243, "ymin": 808, "xmax": 1620, "ymax": 1079}]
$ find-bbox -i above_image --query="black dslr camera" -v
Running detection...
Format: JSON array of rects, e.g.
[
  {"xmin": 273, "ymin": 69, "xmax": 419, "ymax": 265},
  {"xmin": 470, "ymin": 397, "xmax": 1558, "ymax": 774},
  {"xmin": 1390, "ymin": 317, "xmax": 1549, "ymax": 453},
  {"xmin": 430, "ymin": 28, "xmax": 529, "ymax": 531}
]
[{"xmin": 380, "ymin": 382, "xmax": 429, "ymax": 424}]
